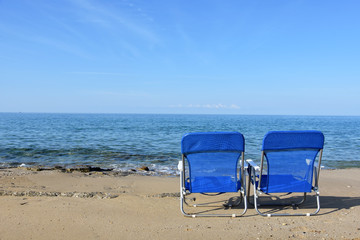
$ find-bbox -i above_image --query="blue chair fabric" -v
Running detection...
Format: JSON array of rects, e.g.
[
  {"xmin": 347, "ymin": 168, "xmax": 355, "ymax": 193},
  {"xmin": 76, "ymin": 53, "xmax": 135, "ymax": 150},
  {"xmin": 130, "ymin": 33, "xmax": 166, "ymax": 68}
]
[
  {"xmin": 181, "ymin": 132, "xmax": 244, "ymax": 193},
  {"xmin": 260, "ymin": 130, "xmax": 324, "ymax": 193}
]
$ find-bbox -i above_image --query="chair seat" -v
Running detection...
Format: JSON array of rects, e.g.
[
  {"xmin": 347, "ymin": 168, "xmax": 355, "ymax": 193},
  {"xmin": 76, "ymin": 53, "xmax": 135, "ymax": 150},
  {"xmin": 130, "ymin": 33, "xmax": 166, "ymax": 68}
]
[
  {"xmin": 186, "ymin": 176, "xmax": 240, "ymax": 193},
  {"xmin": 258, "ymin": 174, "xmax": 313, "ymax": 193}
]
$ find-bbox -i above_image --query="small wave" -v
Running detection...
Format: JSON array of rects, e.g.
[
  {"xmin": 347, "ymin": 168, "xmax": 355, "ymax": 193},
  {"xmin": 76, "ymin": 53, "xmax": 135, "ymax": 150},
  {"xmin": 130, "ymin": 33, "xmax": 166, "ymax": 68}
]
[{"xmin": 0, "ymin": 147, "xmax": 181, "ymax": 175}]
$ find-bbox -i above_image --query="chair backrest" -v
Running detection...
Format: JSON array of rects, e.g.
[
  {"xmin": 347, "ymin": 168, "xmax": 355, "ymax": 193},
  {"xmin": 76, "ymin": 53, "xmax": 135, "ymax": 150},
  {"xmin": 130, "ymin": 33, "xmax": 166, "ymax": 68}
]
[
  {"xmin": 261, "ymin": 130, "xmax": 324, "ymax": 193},
  {"xmin": 181, "ymin": 132, "xmax": 245, "ymax": 193}
]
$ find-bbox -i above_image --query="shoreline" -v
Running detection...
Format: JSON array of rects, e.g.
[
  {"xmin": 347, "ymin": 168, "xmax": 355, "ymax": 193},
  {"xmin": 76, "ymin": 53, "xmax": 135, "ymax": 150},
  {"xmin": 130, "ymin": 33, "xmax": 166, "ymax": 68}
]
[
  {"xmin": 0, "ymin": 164, "xmax": 176, "ymax": 176},
  {"xmin": 0, "ymin": 168, "xmax": 360, "ymax": 239},
  {"xmin": 2, "ymin": 162, "xmax": 359, "ymax": 177}
]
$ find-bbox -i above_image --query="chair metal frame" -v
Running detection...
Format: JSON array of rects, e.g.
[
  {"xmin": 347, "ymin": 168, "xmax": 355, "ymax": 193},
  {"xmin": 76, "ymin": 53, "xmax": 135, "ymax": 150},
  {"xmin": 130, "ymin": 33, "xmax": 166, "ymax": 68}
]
[
  {"xmin": 179, "ymin": 132, "xmax": 247, "ymax": 217},
  {"xmin": 247, "ymin": 147, "xmax": 323, "ymax": 217}
]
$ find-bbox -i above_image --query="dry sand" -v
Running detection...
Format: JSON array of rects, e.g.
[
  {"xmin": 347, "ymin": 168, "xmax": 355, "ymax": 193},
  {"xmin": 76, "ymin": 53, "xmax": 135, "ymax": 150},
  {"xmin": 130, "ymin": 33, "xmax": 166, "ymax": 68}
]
[{"xmin": 0, "ymin": 168, "xmax": 359, "ymax": 240}]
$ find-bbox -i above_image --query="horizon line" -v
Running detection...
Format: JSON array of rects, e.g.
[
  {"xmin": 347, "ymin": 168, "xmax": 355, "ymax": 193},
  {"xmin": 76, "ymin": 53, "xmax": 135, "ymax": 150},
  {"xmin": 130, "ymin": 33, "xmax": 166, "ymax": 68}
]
[{"xmin": 1, "ymin": 111, "xmax": 359, "ymax": 117}]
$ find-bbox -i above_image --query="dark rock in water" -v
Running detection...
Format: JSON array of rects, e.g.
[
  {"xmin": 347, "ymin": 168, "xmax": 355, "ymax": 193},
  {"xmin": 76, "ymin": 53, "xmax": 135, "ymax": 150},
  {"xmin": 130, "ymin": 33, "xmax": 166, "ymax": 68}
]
[
  {"xmin": 88, "ymin": 166, "xmax": 112, "ymax": 172},
  {"xmin": 65, "ymin": 165, "xmax": 113, "ymax": 173},
  {"xmin": 53, "ymin": 166, "xmax": 66, "ymax": 171},
  {"xmin": 19, "ymin": 166, "xmax": 66, "ymax": 172},
  {"xmin": 27, "ymin": 167, "xmax": 42, "ymax": 171},
  {"xmin": 75, "ymin": 166, "xmax": 91, "ymax": 173},
  {"xmin": 66, "ymin": 166, "xmax": 92, "ymax": 173},
  {"xmin": 138, "ymin": 166, "xmax": 150, "ymax": 171}
]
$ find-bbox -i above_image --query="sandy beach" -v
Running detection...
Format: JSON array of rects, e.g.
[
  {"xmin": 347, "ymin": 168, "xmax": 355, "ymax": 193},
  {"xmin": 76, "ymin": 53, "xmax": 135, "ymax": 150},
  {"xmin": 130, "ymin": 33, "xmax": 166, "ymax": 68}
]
[{"xmin": 0, "ymin": 168, "xmax": 359, "ymax": 240}]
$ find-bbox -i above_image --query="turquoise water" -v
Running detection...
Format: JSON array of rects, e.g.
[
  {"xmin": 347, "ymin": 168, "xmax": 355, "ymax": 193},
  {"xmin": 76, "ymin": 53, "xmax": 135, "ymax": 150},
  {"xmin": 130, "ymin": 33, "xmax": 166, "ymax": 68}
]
[{"xmin": 0, "ymin": 113, "xmax": 359, "ymax": 174}]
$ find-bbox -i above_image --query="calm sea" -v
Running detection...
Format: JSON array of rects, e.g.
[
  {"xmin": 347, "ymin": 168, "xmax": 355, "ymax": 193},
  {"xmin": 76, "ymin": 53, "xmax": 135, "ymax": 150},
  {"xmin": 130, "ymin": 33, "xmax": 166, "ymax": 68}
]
[{"xmin": 0, "ymin": 113, "xmax": 359, "ymax": 174}]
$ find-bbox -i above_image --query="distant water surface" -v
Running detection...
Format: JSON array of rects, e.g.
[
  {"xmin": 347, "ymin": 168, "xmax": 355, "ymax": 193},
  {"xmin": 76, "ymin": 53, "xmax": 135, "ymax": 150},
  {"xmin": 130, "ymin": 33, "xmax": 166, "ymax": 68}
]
[{"xmin": 0, "ymin": 113, "xmax": 359, "ymax": 174}]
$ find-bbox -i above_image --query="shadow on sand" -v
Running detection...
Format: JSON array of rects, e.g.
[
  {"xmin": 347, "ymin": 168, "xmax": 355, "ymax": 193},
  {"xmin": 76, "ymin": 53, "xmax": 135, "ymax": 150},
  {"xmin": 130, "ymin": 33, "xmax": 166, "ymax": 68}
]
[
  {"xmin": 182, "ymin": 194, "xmax": 360, "ymax": 216},
  {"xmin": 245, "ymin": 194, "xmax": 360, "ymax": 216}
]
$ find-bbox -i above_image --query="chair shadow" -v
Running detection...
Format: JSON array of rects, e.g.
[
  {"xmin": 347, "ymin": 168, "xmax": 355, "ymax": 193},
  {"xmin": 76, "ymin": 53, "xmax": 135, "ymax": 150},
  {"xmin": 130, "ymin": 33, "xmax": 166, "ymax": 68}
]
[
  {"xmin": 315, "ymin": 195, "xmax": 360, "ymax": 215},
  {"xmin": 182, "ymin": 194, "xmax": 360, "ymax": 216},
  {"xmin": 245, "ymin": 194, "xmax": 360, "ymax": 216}
]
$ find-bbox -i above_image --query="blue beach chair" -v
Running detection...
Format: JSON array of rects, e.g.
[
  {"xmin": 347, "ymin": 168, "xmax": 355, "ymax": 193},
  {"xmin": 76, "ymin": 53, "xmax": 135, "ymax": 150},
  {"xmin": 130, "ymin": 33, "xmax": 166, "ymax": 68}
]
[
  {"xmin": 247, "ymin": 130, "xmax": 324, "ymax": 216},
  {"xmin": 179, "ymin": 132, "xmax": 247, "ymax": 217}
]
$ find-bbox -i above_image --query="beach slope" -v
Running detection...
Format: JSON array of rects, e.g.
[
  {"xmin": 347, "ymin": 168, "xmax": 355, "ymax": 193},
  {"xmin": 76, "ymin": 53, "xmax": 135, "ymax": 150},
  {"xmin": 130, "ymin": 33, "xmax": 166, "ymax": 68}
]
[{"xmin": 0, "ymin": 168, "xmax": 359, "ymax": 239}]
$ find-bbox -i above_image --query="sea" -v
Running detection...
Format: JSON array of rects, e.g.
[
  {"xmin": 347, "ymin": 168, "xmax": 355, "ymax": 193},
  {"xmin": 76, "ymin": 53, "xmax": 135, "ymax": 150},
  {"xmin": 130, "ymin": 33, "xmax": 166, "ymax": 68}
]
[{"xmin": 0, "ymin": 113, "xmax": 359, "ymax": 175}]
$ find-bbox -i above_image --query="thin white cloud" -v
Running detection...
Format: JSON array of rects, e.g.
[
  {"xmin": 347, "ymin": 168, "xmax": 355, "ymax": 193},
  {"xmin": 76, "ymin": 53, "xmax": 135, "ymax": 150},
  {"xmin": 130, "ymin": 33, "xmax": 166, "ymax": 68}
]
[
  {"xmin": 170, "ymin": 104, "xmax": 240, "ymax": 109},
  {"xmin": 66, "ymin": 0, "xmax": 160, "ymax": 59},
  {"xmin": 71, "ymin": 0, "xmax": 159, "ymax": 44},
  {"xmin": 69, "ymin": 71, "xmax": 129, "ymax": 76},
  {"xmin": 84, "ymin": 90, "xmax": 151, "ymax": 98},
  {"xmin": 30, "ymin": 35, "xmax": 91, "ymax": 59}
]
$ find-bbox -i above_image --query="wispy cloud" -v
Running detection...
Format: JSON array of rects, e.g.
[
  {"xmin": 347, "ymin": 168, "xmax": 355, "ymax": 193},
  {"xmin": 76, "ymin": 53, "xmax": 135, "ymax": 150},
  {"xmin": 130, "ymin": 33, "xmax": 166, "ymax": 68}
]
[
  {"xmin": 69, "ymin": 71, "xmax": 129, "ymax": 76},
  {"xmin": 71, "ymin": 0, "xmax": 159, "ymax": 44},
  {"xmin": 65, "ymin": 0, "xmax": 160, "ymax": 59},
  {"xmin": 31, "ymin": 35, "xmax": 91, "ymax": 59},
  {"xmin": 170, "ymin": 104, "xmax": 241, "ymax": 109},
  {"xmin": 85, "ymin": 90, "xmax": 151, "ymax": 98},
  {"xmin": 2, "ymin": 0, "xmax": 160, "ymax": 59}
]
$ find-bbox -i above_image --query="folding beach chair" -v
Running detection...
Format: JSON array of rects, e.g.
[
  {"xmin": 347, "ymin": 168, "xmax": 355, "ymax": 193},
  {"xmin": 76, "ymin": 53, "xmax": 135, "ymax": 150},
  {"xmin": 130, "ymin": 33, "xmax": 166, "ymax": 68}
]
[
  {"xmin": 179, "ymin": 132, "xmax": 247, "ymax": 217},
  {"xmin": 247, "ymin": 130, "xmax": 324, "ymax": 216}
]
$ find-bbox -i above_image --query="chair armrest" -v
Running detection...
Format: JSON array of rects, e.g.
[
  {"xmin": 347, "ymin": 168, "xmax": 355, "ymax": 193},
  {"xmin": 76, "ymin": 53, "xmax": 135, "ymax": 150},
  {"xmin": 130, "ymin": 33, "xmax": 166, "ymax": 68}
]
[
  {"xmin": 177, "ymin": 161, "xmax": 183, "ymax": 171},
  {"xmin": 246, "ymin": 159, "xmax": 260, "ymax": 171},
  {"xmin": 243, "ymin": 161, "xmax": 248, "ymax": 170}
]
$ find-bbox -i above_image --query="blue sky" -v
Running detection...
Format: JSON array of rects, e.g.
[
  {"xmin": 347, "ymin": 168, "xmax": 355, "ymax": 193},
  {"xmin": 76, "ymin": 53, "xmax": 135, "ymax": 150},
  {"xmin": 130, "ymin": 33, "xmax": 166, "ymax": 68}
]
[{"xmin": 1, "ymin": 0, "xmax": 359, "ymax": 115}]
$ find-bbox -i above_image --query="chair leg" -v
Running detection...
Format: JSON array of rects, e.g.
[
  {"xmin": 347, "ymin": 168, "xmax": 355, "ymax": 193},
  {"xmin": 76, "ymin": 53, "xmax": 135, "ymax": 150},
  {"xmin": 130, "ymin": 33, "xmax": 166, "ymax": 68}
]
[
  {"xmin": 247, "ymin": 170, "xmax": 254, "ymax": 206},
  {"xmin": 180, "ymin": 190, "xmax": 247, "ymax": 217},
  {"xmin": 313, "ymin": 190, "xmax": 321, "ymax": 215},
  {"xmin": 254, "ymin": 190, "xmax": 320, "ymax": 217},
  {"xmin": 180, "ymin": 192, "xmax": 195, "ymax": 217}
]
